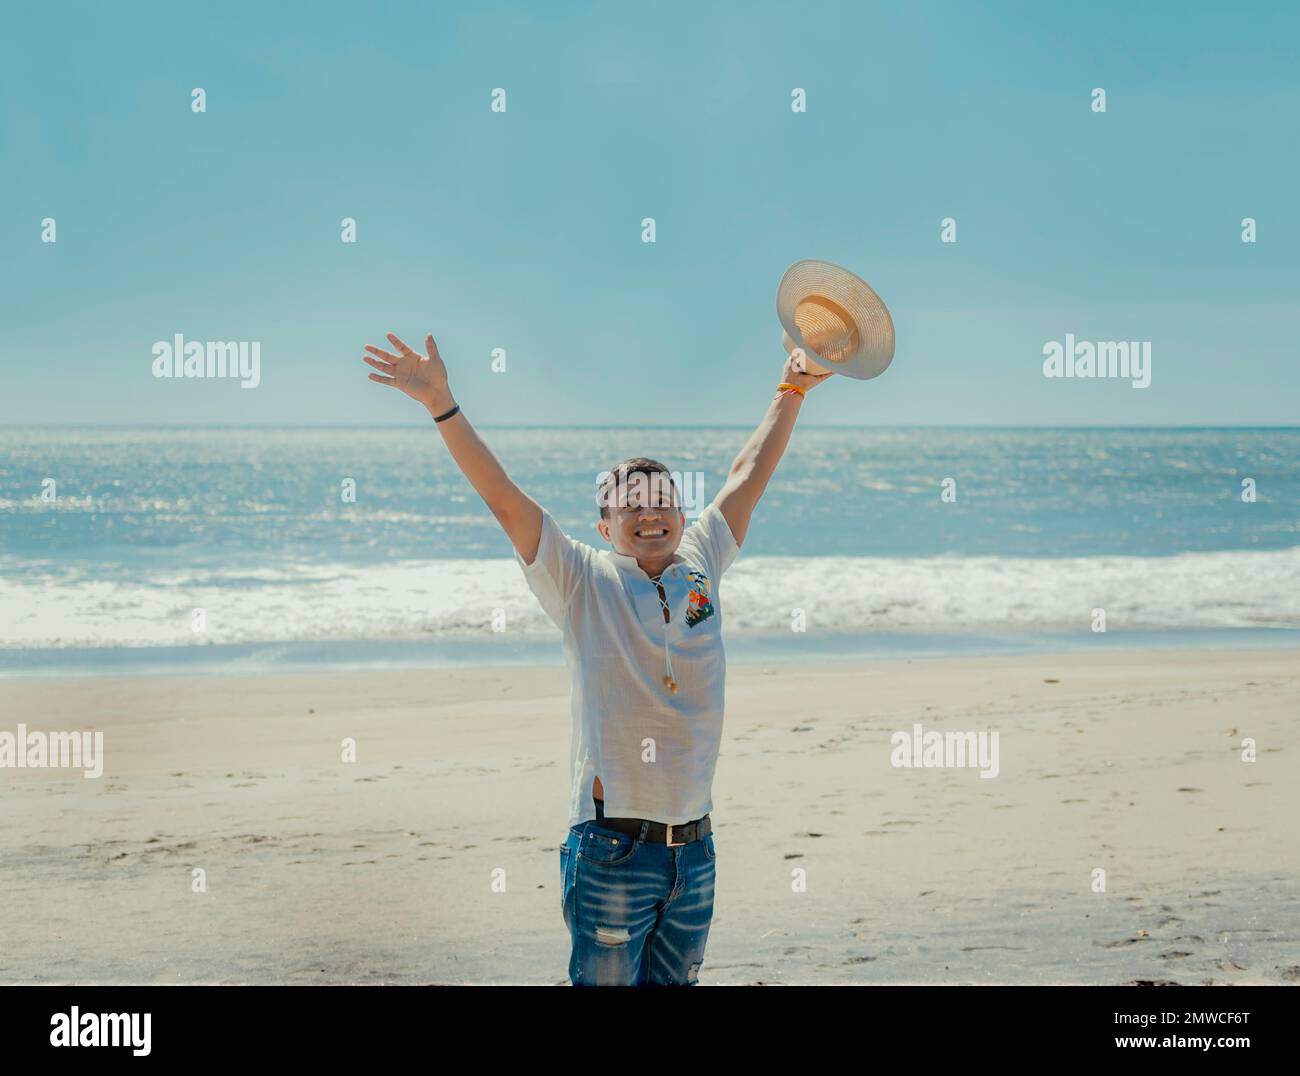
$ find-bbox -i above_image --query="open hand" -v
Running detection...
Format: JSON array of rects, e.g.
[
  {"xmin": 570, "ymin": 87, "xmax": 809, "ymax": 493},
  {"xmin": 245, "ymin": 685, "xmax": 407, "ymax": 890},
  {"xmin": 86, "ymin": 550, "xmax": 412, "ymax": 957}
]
[{"xmin": 363, "ymin": 332, "xmax": 452, "ymax": 412}]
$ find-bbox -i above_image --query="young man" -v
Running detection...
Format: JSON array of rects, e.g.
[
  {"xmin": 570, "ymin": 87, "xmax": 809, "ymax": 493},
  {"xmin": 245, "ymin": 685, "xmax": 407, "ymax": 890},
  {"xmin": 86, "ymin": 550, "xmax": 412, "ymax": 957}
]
[{"xmin": 363, "ymin": 331, "xmax": 830, "ymax": 985}]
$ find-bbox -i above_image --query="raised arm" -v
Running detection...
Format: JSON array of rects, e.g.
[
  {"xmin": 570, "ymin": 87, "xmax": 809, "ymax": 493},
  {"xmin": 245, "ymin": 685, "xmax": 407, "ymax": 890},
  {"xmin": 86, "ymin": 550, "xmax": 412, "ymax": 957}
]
[
  {"xmin": 363, "ymin": 332, "xmax": 543, "ymax": 563},
  {"xmin": 713, "ymin": 351, "xmax": 832, "ymax": 546}
]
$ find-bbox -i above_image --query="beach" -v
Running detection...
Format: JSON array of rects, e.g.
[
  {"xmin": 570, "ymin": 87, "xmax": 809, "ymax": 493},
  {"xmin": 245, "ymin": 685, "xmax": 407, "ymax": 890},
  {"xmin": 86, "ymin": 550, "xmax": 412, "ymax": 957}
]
[{"xmin": 3, "ymin": 647, "xmax": 1296, "ymax": 985}]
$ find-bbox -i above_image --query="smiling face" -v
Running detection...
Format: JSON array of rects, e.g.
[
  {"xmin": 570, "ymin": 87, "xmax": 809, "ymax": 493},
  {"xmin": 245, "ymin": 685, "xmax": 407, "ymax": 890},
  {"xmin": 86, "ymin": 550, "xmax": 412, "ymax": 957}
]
[{"xmin": 596, "ymin": 461, "xmax": 685, "ymax": 573}]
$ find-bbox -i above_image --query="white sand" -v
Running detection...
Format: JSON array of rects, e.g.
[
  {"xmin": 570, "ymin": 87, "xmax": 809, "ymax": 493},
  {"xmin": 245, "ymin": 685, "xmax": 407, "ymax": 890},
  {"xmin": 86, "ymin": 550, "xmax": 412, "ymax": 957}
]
[{"xmin": 1, "ymin": 648, "xmax": 1297, "ymax": 984}]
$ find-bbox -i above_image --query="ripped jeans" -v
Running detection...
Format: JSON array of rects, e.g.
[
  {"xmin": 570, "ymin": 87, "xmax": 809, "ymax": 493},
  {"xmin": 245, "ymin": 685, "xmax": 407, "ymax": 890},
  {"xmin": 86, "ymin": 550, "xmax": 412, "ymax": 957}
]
[{"xmin": 559, "ymin": 818, "xmax": 716, "ymax": 985}]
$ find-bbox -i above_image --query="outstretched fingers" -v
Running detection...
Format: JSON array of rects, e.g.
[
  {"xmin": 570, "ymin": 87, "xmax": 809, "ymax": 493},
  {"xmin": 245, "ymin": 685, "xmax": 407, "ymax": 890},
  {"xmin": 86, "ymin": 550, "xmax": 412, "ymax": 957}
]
[
  {"xmin": 366, "ymin": 331, "xmax": 431, "ymax": 390},
  {"xmin": 365, "ymin": 344, "xmax": 401, "ymax": 363},
  {"xmin": 386, "ymin": 332, "xmax": 418, "ymax": 358}
]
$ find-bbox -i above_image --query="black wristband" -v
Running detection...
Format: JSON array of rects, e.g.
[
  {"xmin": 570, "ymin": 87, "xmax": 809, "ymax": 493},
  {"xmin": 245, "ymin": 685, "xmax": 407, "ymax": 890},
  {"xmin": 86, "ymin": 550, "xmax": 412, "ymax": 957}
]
[{"xmin": 433, "ymin": 403, "xmax": 461, "ymax": 423}]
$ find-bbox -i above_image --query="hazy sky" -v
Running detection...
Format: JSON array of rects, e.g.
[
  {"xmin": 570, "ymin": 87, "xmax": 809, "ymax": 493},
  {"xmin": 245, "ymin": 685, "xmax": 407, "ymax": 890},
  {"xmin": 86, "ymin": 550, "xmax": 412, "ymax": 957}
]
[{"xmin": 2, "ymin": 1, "xmax": 1297, "ymax": 426}]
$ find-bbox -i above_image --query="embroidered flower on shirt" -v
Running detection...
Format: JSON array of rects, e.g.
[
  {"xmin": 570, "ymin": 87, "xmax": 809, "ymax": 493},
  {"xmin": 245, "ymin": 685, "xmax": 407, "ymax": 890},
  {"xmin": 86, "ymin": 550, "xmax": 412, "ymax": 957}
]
[{"xmin": 684, "ymin": 570, "xmax": 715, "ymax": 628}]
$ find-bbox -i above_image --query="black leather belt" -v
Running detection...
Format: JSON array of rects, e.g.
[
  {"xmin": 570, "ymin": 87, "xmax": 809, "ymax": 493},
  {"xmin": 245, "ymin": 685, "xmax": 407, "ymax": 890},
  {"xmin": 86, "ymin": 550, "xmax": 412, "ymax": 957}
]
[{"xmin": 593, "ymin": 796, "xmax": 711, "ymax": 847}]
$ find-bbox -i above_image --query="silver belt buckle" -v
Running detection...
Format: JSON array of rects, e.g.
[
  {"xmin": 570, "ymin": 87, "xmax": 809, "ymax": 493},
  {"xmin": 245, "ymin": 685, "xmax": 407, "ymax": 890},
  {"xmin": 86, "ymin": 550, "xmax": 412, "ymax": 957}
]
[{"xmin": 665, "ymin": 823, "xmax": 685, "ymax": 848}]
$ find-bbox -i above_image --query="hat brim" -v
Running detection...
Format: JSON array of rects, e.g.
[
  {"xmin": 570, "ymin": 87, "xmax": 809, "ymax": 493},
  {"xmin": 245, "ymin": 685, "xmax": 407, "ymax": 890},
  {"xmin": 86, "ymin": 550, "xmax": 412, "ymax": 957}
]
[{"xmin": 776, "ymin": 260, "xmax": 895, "ymax": 380}]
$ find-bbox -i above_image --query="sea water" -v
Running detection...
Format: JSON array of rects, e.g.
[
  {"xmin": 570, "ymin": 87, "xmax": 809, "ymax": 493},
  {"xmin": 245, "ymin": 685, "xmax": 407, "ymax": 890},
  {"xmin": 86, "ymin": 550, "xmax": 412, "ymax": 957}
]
[{"xmin": 1, "ymin": 426, "xmax": 1297, "ymax": 676}]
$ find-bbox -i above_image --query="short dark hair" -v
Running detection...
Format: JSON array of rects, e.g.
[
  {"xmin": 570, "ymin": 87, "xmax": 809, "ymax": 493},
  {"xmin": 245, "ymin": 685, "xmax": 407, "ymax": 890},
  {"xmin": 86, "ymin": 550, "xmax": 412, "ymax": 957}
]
[{"xmin": 597, "ymin": 458, "xmax": 679, "ymax": 519}]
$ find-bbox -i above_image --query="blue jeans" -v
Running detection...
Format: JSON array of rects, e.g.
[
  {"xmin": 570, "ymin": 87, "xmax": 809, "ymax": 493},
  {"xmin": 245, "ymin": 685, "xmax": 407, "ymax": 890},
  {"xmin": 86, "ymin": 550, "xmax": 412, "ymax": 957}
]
[{"xmin": 559, "ymin": 819, "xmax": 717, "ymax": 986}]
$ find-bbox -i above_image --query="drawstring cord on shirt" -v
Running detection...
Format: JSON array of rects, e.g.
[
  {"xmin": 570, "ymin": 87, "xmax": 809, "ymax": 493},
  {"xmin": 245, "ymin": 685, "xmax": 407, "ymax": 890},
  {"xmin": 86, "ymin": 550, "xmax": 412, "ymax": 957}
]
[{"xmin": 649, "ymin": 571, "xmax": 678, "ymax": 694}]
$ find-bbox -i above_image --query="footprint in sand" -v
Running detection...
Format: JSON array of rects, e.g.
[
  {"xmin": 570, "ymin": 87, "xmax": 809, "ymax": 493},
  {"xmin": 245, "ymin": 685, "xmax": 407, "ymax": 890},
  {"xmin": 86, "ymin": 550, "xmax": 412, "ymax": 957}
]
[
  {"xmin": 1212, "ymin": 958, "xmax": 1247, "ymax": 971},
  {"xmin": 962, "ymin": 945, "xmax": 1027, "ymax": 952}
]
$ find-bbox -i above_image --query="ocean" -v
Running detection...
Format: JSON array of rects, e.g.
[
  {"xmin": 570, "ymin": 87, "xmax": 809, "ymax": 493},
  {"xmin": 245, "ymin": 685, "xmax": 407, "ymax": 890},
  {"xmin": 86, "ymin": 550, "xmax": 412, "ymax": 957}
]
[{"xmin": 2, "ymin": 426, "xmax": 1297, "ymax": 676}]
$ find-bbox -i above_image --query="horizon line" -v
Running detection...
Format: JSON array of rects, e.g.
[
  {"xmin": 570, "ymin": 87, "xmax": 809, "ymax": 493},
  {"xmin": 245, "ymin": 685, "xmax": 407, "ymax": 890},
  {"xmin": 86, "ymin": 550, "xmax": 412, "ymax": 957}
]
[{"xmin": 3, "ymin": 423, "xmax": 1300, "ymax": 431}]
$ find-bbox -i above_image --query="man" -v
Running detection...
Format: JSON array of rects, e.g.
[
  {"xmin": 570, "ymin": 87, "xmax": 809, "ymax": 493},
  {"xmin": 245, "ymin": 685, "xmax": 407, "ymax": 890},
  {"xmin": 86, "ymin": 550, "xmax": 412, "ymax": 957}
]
[{"xmin": 363, "ymin": 331, "xmax": 830, "ymax": 984}]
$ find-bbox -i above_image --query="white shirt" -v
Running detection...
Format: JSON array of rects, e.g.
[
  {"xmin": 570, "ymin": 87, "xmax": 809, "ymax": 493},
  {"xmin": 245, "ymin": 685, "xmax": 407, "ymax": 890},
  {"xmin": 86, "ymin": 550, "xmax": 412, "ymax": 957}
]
[{"xmin": 515, "ymin": 502, "xmax": 740, "ymax": 827}]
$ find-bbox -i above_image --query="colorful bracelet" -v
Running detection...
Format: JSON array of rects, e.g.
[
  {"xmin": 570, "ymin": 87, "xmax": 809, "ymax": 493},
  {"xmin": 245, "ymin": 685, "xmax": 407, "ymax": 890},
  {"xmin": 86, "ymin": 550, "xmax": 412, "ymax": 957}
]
[{"xmin": 777, "ymin": 382, "xmax": 806, "ymax": 398}]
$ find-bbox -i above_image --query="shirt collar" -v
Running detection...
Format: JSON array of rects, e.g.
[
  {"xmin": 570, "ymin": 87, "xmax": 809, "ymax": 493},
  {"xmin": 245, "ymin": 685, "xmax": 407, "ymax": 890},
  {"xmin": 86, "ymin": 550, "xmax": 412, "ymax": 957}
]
[{"xmin": 603, "ymin": 548, "xmax": 686, "ymax": 579}]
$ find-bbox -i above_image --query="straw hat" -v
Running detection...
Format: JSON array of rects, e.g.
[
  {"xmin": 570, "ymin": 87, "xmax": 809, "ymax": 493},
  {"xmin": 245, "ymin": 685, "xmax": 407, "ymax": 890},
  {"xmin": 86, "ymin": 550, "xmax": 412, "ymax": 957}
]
[{"xmin": 776, "ymin": 259, "xmax": 895, "ymax": 380}]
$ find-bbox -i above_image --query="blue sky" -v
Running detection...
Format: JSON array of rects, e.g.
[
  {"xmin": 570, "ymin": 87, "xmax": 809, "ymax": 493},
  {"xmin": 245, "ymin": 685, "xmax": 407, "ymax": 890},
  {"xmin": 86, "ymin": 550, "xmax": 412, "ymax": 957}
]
[{"xmin": 2, "ymin": 0, "xmax": 1297, "ymax": 426}]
